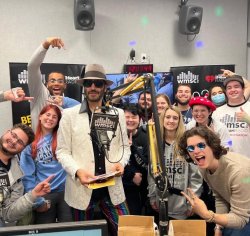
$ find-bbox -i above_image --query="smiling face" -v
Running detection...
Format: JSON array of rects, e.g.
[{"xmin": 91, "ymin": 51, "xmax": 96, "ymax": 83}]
[
  {"xmin": 39, "ymin": 108, "xmax": 59, "ymax": 133},
  {"xmin": 175, "ymin": 85, "xmax": 192, "ymax": 105},
  {"xmin": 157, "ymin": 96, "xmax": 169, "ymax": 115},
  {"xmin": 226, "ymin": 81, "xmax": 245, "ymax": 105},
  {"xmin": 125, "ymin": 110, "xmax": 140, "ymax": 133},
  {"xmin": 138, "ymin": 93, "xmax": 152, "ymax": 110},
  {"xmin": 186, "ymin": 135, "xmax": 218, "ymax": 172},
  {"xmin": 163, "ymin": 109, "xmax": 179, "ymax": 132},
  {"xmin": 47, "ymin": 72, "xmax": 66, "ymax": 96},
  {"xmin": 192, "ymin": 105, "xmax": 211, "ymax": 126},
  {"xmin": 0, "ymin": 128, "xmax": 29, "ymax": 156}
]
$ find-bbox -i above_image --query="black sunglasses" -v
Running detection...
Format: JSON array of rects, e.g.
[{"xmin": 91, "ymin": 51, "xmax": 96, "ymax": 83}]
[
  {"xmin": 186, "ymin": 142, "xmax": 206, "ymax": 152},
  {"xmin": 83, "ymin": 80, "xmax": 105, "ymax": 88}
]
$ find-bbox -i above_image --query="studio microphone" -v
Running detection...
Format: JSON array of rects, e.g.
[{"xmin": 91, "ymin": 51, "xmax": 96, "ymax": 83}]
[
  {"xmin": 90, "ymin": 106, "xmax": 119, "ymax": 160},
  {"xmin": 97, "ymin": 130, "xmax": 110, "ymax": 151}
]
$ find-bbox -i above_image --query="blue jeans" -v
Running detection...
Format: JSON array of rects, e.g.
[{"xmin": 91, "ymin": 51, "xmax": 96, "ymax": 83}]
[{"xmin": 223, "ymin": 221, "xmax": 250, "ymax": 236}]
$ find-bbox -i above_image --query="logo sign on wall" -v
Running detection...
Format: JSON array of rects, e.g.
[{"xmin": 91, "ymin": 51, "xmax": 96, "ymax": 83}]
[
  {"xmin": 170, "ymin": 64, "xmax": 235, "ymax": 99},
  {"xmin": 9, "ymin": 62, "xmax": 84, "ymax": 126}
]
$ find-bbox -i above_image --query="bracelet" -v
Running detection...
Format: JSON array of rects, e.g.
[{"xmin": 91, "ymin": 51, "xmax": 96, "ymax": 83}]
[
  {"xmin": 206, "ymin": 210, "xmax": 215, "ymax": 223},
  {"xmin": 214, "ymin": 225, "xmax": 223, "ymax": 231}
]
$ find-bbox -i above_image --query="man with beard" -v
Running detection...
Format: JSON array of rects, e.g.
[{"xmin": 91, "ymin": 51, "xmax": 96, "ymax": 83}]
[
  {"xmin": 138, "ymin": 91, "xmax": 153, "ymax": 126},
  {"xmin": 56, "ymin": 64, "xmax": 130, "ymax": 236},
  {"xmin": 0, "ymin": 123, "xmax": 52, "ymax": 226},
  {"xmin": 174, "ymin": 83, "xmax": 193, "ymax": 125},
  {"xmin": 28, "ymin": 37, "xmax": 80, "ymax": 131}
]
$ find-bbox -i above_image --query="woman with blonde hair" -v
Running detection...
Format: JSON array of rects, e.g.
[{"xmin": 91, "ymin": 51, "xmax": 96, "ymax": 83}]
[{"xmin": 148, "ymin": 106, "xmax": 202, "ymax": 220}]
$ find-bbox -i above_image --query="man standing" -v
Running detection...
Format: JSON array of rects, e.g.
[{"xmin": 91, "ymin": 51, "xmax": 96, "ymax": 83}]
[
  {"xmin": 0, "ymin": 123, "xmax": 52, "ymax": 226},
  {"xmin": 213, "ymin": 75, "xmax": 250, "ymax": 157},
  {"xmin": 174, "ymin": 84, "xmax": 193, "ymax": 125},
  {"xmin": 28, "ymin": 37, "xmax": 80, "ymax": 130},
  {"xmin": 56, "ymin": 64, "xmax": 130, "ymax": 236}
]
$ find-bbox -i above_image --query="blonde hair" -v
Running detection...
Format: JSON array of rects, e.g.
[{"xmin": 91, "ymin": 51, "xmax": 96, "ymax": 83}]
[{"xmin": 159, "ymin": 106, "xmax": 185, "ymax": 159}]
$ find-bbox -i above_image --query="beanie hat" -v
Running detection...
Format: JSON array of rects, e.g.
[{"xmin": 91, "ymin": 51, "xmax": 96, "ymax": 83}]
[{"xmin": 223, "ymin": 75, "xmax": 244, "ymax": 88}]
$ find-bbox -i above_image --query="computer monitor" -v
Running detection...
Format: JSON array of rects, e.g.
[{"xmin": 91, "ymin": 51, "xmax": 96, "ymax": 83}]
[{"xmin": 0, "ymin": 220, "xmax": 108, "ymax": 236}]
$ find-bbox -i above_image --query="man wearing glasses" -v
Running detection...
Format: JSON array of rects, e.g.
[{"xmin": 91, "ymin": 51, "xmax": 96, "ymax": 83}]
[
  {"xmin": 178, "ymin": 126, "xmax": 250, "ymax": 236},
  {"xmin": 56, "ymin": 64, "xmax": 130, "ymax": 236},
  {"xmin": 28, "ymin": 37, "xmax": 80, "ymax": 131},
  {"xmin": 0, "ymin": 123, "xmax": 52, "ymax": 226}
]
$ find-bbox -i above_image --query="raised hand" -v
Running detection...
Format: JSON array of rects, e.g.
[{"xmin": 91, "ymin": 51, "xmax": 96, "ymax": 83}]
[
  {"xmin": 221, "ymin": 69, "xmax": 235, "ymax": 77},
  {"xmin": 43, "ymin": 37, "xmax": 65, "ymax": 50},
  {"xmin": 236, "ymin": 107, "xmax": 250, "ymax": 123},
  {"xmin": 181, "ymin": 188, "xmax": 210, "ymax": 220},
  {"xmin": 32, "ymin": 175, "xmax": 54, "ymax": 197}
]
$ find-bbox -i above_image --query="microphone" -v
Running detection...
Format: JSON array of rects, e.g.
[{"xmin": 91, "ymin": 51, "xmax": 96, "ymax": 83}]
[
  {"xmin": 90, "ymin": 106, "xmax": 119, "ymax": 160},
  {"xmin": 97, "ymin": 130, "xmax": 110, "ymax": 151}
]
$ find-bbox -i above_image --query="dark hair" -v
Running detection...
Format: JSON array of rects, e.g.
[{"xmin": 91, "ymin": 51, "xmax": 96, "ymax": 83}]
[
  {"xmin": 176, "ymin": 83, "xmax": 192, "ymax": 92},
  {"xmin": 208, "ymin": 84, "xmax": 226, "ymax": 101},
  {"xmin": 46, "ymin": 71, "xmax": 66, "ymax": 83},
  {"xmin": 12, "ymin": 123, "xmax": 35, "ymax": 145},
  {"xmin": 178, "ymin": 126, "xmax": 227, "ymax": 162},
  {"xmin": 138, "ymin": 90, "xmax": 151, "ymax": 100},
  {"xmin": 123, "ymin": 103, "xmax": 139, "ymax": 116}
]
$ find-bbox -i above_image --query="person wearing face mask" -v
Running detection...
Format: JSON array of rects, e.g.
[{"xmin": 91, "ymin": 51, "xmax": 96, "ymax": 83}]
[{"xmin": 208, "ymin": 85, "xmax": 226, "ymax": 107}]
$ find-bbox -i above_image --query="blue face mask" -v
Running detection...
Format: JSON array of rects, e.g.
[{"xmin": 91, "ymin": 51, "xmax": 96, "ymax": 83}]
[{"xmin": 211, "ymin": 93, "xmax": 226, "ymax": 106}]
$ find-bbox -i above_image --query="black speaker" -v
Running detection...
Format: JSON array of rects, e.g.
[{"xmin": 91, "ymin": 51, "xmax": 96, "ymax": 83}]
[
  {"xmin": 179, "ymin": 5, "xmax": 203, "ymax": 35},
  {"xmin": 74, "ymin": 0, "xmax": 95, "ymax": 31}
]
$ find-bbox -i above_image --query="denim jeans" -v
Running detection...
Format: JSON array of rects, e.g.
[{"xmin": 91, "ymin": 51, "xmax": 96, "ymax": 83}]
[{"xmin": 223, "ymin": 221, "xmax": 250, "ymax": 236}]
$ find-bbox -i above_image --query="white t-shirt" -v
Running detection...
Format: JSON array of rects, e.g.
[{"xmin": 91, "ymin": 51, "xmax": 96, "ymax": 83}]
[{"xmin": 212, "ymin": 101, "xmax": 250, "ymax": 158}]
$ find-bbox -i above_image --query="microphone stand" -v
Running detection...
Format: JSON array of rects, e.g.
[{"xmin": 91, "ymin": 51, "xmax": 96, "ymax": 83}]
[
  {"xmin": 147, "ymin": 77, "xmax": 169, "ymax": 236},
  {"xmin": 106, "ymin": 74, "xmax": 169, "ymax": 236}
]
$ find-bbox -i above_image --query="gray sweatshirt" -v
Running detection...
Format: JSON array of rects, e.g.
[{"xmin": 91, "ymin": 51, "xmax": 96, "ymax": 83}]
[
  {"xmin": 0, "ymin": 156, "xmax": 36, "ymax": 226},
  {"xmin": 148, "ymin": 142, "xmax": 203, "ymax": 219}
]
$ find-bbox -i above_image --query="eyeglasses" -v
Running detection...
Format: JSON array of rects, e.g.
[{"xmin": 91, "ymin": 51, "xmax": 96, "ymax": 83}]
[
  {"xmin": 48, "ymin": 79, "xmax": 65, "ymax": 84},
  {"xmin": 8, "ymin": 130, "xmax": 25, "ymax": 147},
  {"xmin": 83, "ymin": 80, "xmax": 105, "ymax": 88},
  {"xmin": 186, "ymin": 142, "xmax": 206, "ymax": 152}
]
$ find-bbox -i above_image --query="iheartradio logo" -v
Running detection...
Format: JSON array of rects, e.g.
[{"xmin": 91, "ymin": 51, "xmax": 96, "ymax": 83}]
[
  {"xmin": 205, "ymin": 74, "xmax": 226, "ymax": 83},
  {"xmin": 205, "ymin": 75, "xmax": 215, "ymax": 82}
]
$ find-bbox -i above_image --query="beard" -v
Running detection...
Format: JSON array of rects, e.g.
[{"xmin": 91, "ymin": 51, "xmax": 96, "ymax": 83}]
[
  {"xmin": 0, "ymin": 137, "xmax": 19, "ymax": 156},
  {"xmin": 84, "ymin": 88, "xmax": 105, "ymax": 103},
  {"xmin": 175, "ymin": 97, "xmax": 190, "ymax": 106}
]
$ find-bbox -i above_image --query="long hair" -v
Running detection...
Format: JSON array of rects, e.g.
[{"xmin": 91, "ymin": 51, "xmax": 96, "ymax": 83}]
[
  {"xmin": 31, "ymin": 104, "xmax": 62, "ymax": 159},
  {"xmin": 159, "ymin": 106, "xmax": 185, "ymax": 159}
]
